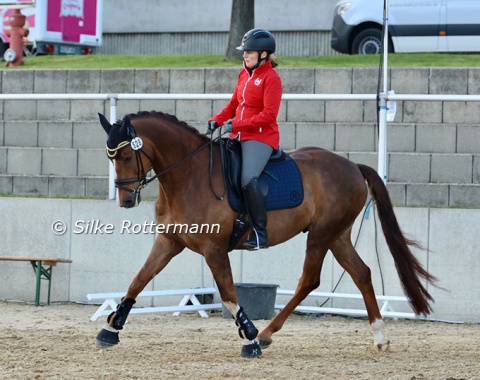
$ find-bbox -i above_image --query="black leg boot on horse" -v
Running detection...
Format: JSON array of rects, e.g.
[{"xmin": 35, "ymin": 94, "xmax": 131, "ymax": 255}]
[
  {"xmin": 243, "ymin": 177, "xmax": 268, "ymax": 250},
  {"xmin": 96, "ymin": 297, "xmax": 136, "ymax": 347}
]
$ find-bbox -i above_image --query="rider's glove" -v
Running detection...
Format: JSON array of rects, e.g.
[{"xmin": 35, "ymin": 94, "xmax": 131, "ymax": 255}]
[
  {"xmin": 206, "ymin": 120, "xmax": 219, "ymax": 134},
  {"xmin": 222, "ymin": 120, "xmax": 233, "ymax": 133}
]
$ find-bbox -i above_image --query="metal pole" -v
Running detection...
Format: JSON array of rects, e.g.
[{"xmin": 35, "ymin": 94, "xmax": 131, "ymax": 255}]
[
  {"xmin": 377, "ymin": 0, "xmax": 389, "ymax": 184},
  {"xmin": 108, "ymin": 95, "xmax": 118, "ymax": 200}
]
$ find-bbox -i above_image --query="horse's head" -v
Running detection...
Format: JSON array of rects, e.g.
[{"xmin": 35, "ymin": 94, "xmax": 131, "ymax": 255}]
[{"xmin": 99, "ymin": 113, "xmax": 153, "ymax": 208}]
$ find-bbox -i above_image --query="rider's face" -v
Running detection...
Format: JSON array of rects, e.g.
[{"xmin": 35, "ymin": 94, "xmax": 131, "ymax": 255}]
[{"xmin": 243, "ymin": 51, "xmax": 267, "ymax": 69}]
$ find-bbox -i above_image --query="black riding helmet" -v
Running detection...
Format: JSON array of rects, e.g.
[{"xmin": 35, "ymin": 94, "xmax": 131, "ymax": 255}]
[{"xmin": 236, "ymin": 28, "xmax": 276, "ymax": 54}]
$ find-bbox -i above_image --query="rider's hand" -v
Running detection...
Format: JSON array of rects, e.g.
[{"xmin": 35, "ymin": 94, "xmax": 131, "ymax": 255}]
[
  {"xmin": 206, "ymin": 120, "xmax": 219, "ymax": 134},
  {"xmin": 222, "ymin": 120, "xmax": 233, "ymax": 133}
]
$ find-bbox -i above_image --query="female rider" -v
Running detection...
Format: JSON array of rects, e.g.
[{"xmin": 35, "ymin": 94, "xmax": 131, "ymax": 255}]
[{"xmin": 207, "ymin": 28, "xmax": 283, "ymax": 250}]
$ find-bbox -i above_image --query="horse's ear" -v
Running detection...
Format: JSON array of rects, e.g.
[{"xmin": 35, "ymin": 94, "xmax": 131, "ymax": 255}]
[
  {"xmin": 119, "ymin": 116, "xmax": 129, "ymax": 137},
  {"xmin": 123, "ymin": 115, "xmax": 137, "ymax": 138},
  {"xmin": 98, "ymin": 113, "xmax": 112, "ymax": 135},
  {"xmin": 123, "ymin": 115, "xmax": 131, "ymax": 130}
]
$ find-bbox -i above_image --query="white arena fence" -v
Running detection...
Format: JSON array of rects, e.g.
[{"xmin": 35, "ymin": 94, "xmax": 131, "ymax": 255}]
[
  {"xmin": 1, "ymin": 92, "xmax": 479, "ymax": 199},
  {"xmin": 86, "ymin": 288, "xmax": 414, "ymax": 321}
]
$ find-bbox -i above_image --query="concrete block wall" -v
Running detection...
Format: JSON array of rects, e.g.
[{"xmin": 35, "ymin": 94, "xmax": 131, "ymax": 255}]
[
  {"xmin": 0, "ymin": 67, "xmax": 479, "ymax": 207},
  {"xmin": 1, "ymin": 197, "xmax": 479, "ymax": 322}
]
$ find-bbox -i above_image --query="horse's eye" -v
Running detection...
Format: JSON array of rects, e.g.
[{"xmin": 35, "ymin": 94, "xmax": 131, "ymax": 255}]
[{"xmin": 124, "ymin": 155, "xmax": 133, "ymax": 163}]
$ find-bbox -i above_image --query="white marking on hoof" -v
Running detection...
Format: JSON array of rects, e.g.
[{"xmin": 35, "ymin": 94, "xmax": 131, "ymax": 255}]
[
  {"xmin": 377, "ymin": 340, "xmax": 391, "ymax": 352},
  {"xmin": 371, "ymin": 318, "xmax": 390, "ymax": 351}
]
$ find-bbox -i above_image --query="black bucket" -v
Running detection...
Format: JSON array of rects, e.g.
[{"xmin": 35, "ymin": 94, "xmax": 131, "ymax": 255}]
[{"xmin": 222, "ymin": 283, "xmax": 279, "ymax": 320}]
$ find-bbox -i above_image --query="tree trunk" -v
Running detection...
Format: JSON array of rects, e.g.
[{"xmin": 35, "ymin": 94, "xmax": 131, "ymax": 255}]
[{"xmin": 226, "ymin": 0, "xmax": 254, "ymax": 60}]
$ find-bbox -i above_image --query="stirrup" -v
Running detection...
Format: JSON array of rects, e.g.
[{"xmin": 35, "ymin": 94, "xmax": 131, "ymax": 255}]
[{"xmin": 243, "ymin": 229, "xmax": 268, "ymax": 250}]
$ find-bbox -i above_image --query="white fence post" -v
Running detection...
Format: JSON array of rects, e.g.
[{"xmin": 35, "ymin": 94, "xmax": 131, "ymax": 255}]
[{"xmin": 108, "ymin": 94, "xmax": 118, "ymax": 200}]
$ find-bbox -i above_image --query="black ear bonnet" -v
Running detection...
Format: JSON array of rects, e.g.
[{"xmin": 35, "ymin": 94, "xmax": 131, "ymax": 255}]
[{"xmin": 105, "ymin": 116, "xmax": 138, "ymax": 159}]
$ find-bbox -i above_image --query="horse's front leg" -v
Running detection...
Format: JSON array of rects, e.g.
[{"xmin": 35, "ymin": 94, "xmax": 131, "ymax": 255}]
[
  {"xmin": 204, "ymin": 249, "xmax": 261, "ymax": 358},
  {"xmin": 96, "ymin": 236, "xmax": 184, "ymax": 347}
]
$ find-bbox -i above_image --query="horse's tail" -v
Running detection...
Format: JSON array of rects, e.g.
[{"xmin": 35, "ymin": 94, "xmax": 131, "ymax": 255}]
[{"xmin": 357, "ymin": 164, "xmax": 437, "ymax": 316}]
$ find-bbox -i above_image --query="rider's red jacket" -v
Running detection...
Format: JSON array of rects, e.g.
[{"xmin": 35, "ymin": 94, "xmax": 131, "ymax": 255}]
[{"xmin": 210, "ymin": 60, "xmax": 282, "ymax": 150}]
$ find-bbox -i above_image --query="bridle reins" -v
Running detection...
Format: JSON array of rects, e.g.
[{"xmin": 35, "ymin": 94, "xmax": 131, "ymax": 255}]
[{"xmin": 111, "ymin": 126, "xmax": 228, "ymax": 201}]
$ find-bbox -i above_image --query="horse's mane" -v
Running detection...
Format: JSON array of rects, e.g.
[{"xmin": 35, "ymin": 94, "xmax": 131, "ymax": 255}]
[{"xmin": 126, "ymin": 111, "xmax": 211, "ymax": 143}]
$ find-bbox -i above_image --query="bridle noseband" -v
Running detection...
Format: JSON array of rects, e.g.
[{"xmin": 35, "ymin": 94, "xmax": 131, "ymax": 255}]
[{"xmin": 113, "ymin": 149, "xmax": 152, "ymax": 198}]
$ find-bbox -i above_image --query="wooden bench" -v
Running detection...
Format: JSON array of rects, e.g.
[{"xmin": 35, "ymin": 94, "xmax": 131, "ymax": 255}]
[
  {"xmin": 0, "ymin": 256, "xmax": 72, "ymax": 306},
  {"xmin": 87, "ymin": 287, "xmax": 222, "ymax": 321}
]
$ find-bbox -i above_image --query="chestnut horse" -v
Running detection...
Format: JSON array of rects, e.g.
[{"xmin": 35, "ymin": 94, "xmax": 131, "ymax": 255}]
[{"xmin": 96, "ymin": 111, "xmax": 436, "ymax": 358}]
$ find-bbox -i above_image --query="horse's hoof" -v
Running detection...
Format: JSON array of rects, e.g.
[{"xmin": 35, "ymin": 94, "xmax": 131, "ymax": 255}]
[
  {"xmin": 241, "ymin": 340, "xmax": 262, "ymax": 358},
  {"xmin": 258, "ymin": 338, "xmax": 272, "ymax": 349},
  {"xmin": 96, "ymin": 327, "xmax": 119, "ymax": 348},
  {"xmin": 376, "ymin": 340, "xmax": 390, "ymax": 352}
]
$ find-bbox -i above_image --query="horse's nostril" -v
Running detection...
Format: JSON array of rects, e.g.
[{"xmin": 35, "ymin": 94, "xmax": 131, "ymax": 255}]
[{"xmin": 122, "ymin": 198, "xmax": 135, "ymax": 208}]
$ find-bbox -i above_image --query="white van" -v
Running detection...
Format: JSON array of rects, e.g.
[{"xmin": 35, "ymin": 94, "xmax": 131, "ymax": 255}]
[{"xmin": 331, "ymin": 0, "xmax": 480, "ymax": 54}]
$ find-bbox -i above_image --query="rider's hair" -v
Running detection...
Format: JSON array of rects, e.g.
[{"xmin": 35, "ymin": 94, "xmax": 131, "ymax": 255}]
[{"xmin": 269, "ymin": 54, "xmax": 278, "ymax": 68}]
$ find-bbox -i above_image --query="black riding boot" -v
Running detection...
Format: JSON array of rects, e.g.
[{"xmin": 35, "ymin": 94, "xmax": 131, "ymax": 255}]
[{"xmin": 242, "ymin": 178, "xmax": 268, "ymax": 250}]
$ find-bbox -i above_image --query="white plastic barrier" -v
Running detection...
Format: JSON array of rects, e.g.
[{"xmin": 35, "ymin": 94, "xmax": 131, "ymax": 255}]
[
  {"xmin": 87, "ymin": 287, "xmax": 415, "ymax": 322},
  {"xmin": 87, "ymin": 287, "xmax": 221, "ymax": 321},
  {"xmin": 275, "ymin": 289, "xmax": 415, "ymax": 320}
]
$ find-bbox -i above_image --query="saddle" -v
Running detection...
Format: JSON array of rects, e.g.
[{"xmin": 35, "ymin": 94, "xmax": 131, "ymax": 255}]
[
  {"xmin": 221, "ymin": 138, "xmax": 304, "ymax": 211},
  {"xmin": 220, "ymin": 138, "xmax": 304, "ymax": 251}
]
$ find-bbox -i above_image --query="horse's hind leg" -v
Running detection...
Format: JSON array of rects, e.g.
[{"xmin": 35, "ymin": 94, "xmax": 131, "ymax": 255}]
[
  {"xmin": 204, "ymin": 249, "xmax": 262, "ymax": 358},
  {"xmin": 257, "ymin": 235, "xmax": 329, "ymax": 348},
  {"xmin": 330, "ymin": 230, "xmax": 390, "ymax": 351}
]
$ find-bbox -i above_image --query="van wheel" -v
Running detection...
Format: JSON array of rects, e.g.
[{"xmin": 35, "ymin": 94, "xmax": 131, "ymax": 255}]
[
  {"xmin": 0, "ymin": 42, "xmax": 8, "ymax": 60},
  {"xmin": 352, "ymin": 28, "xmax": 393, "ymax": 54}
]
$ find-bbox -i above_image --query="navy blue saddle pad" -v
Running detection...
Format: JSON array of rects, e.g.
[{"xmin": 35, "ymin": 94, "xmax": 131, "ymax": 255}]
[{"xmin": 227, "ymin": 153, "xmax": 304, "ymax": 212}]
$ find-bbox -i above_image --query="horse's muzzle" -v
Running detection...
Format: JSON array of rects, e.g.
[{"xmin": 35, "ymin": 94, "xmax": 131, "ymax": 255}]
[
  {"xmin": 121, "ymin": 193, "xmax": 141, "ymax": 208},
  {"xmin": 121, "ymin": 198, "xmax": 136, "ymax": 208}
]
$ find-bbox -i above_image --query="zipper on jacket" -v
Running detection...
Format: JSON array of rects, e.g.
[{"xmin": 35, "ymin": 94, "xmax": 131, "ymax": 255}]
[{"xmin": 239, "ymin": 69, "xmax": 254, "ymax": 121}]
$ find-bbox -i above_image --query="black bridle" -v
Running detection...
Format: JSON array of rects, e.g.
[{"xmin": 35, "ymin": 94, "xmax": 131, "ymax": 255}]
[
  {"xmin": 113, "ymin": 147, "xmax": 154, "ymax": 201},
  {"xmin": 111, "ymin": 126, "xmax": 228, "ymax": 203}
]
